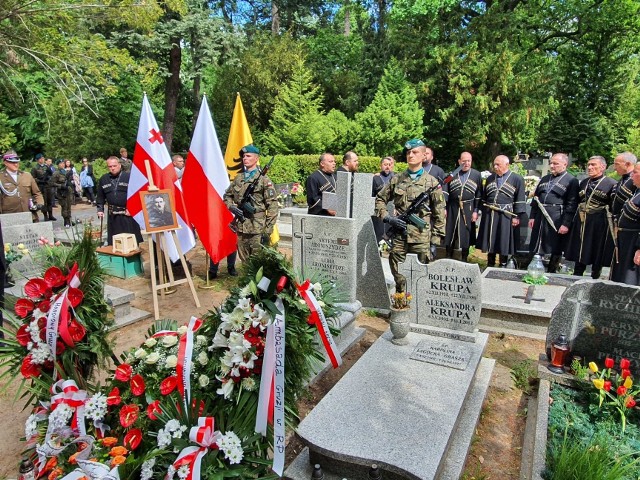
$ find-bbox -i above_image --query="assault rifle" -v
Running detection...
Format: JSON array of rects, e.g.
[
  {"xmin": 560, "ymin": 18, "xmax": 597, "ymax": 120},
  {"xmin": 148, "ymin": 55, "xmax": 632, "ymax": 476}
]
[
  {"xmin": 383, "ymin": 165, "xmax": 463, "ymax": 247},
  {"xmin": 229, "ymin": 156, "xmax": 275, "ymax": 233}
]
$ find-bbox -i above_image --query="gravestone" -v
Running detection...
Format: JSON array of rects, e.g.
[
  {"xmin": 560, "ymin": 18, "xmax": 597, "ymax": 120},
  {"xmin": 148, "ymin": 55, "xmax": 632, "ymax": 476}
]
[
  {"xmin": 546, "ymin": 279, "xmax": 640, "ymax": 377},
  {"xmin": 2, "ymin": 216, "xmax": 55, "ymax": 276},
  {"xmin": 322, "ymin": 170, "xmax": 351, "ymax": 218},
  {"xmin": 1, "ymin": 211, "xmax": 34, "ymax": 227},
  {"xmin": 398, "ymin": 256, "xmax": 482, "ymax": 342}
]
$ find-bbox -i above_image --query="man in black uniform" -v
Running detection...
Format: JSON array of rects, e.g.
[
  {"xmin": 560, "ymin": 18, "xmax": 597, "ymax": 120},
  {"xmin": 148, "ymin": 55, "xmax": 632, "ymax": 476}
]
[
  {"xmin": 476, "ymin": 155, "xmax": 526, "ymax": 267},
  {"xmin": 565, "ymin": 155, "xmax": 616, "ymax": 278},
  {"xmin": 372, "ymin": 156, "xmax": 395, "ymax": 243},
  {"xmin": 528, "ymin": 153, "xmax": 579, "ymax": 273},
  {"xmin": 31, "ymin": 154, "xmax": 54, "ymax": 221},
  {"xmin": 444, "ymin": 151, "xmax": 482, "ymax": 262},
  {"xmin": 422, "ymin": 146, "xmax": 445, "ymax": 182},
  {"xmin": 306, "ymin": 153, "xmax": 337, "ymax": 216},
  {"xmin": 96, "ymin": 156, "xmax": 142, "ymax": 245}
]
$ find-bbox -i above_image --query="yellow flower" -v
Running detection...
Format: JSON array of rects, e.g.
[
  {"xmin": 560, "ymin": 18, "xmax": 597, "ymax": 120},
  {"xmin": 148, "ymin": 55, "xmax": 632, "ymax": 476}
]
[
  {"xmin": 593, "ymin": 378, "xmax": 605, "ymax": 390},
  {"xmin": 624, "ymin": 377, "xmax": 633, "ymax": 389},
  {"xmin": 4, "ymin": 243, "xmax": 10, "ymax": 253},
  {"xmin": 589, "ymin": 362, "xmax": 599, "ymax": 373},
  {"xmin": 17, "ymin": 243, "xmax": 25, "ymax": 249}
]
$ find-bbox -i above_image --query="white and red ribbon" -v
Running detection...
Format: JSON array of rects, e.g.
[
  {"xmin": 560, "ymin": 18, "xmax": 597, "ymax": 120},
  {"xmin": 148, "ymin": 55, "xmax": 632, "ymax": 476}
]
[
  {"xmin": 50, "ymin": 379, "xmax": 88, "ymax": 436},
  {"xmin": 176, "ymin": 317, "xmax": 203, "ymax": 408},
  {"xmin": 297, "ymin": 280, "xmax": 342, "ymax": 368},
  {"xmin": 46, "ymin": 263, "xmax": 82, "ymax": 362},
  {"xmin": 168, "ymin": 417, "xmax": 220, "ymax": 480},
  {"xmin": 62, "ymin": 460, "xmax": 120, "ymax": 480},
  {"xmin": 255, "ymin": 297, "xmax": 286, "ymax": 476}
]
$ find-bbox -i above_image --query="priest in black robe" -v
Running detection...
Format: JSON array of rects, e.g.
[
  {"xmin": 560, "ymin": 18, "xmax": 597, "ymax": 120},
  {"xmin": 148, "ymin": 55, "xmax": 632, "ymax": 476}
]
[{"xmin": 305, "ymin": 153, "xmax": 337, "ymax": 216}]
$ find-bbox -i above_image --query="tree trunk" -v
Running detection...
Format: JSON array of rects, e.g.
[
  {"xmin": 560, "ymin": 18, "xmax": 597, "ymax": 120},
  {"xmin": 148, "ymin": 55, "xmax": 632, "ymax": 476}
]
[
  {"xmin": 192, "ymin": 75, "xmax": 201, "ymax": 131},
  {"xmin": 163, "ymin": 37, "xmax": 182, "ymax": 153},
  {"xmin": 271, "ymin": 1, "xmax": 280, "ymax": 36},
  {"xmin": 344, "ymin": 4, "xmax": 351, "ymax": 36}
]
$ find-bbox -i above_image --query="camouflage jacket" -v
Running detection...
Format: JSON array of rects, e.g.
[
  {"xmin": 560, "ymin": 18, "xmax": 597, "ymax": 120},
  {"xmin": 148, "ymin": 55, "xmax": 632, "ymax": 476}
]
[{"xmin": 223, "ymin": 169, "xmax": 279, "ymax": 235}]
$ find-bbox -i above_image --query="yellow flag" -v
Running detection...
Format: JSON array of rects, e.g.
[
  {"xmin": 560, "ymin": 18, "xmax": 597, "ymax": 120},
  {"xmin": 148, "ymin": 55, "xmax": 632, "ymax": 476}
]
[
  {"xmin": 270, "ymin": 225, "xmax": 280, "ymax": 245},
  {"xmin": 225, "ymin": 93, "xmax": 253, "ymax": 179}
]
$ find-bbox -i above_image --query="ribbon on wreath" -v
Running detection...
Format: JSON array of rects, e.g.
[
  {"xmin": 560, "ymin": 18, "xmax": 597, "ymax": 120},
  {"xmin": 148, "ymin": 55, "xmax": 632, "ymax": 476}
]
[
  {"xmin": 176, "ymin": 316, "xmax": 203, "ymax": 409},
  {"xmin": 296, "ymin": 280, "xmax": 342, "ymax": 368},
  {"xmin": 255, "ymin": 291, "xmax": 286, "ymax": 476},
  {"xmin": 60, "ymin": 459, "xmax": 120, "ymax": 480},
  {"xmin": 36, "ymin": 435, "xmax": 94, "ymax": 476},
  {"xmin": 50, "ymin": 379, "xmax": 88, "ymax": 436},
  {"xmin": 46, "ymin": 263, "xmax": 82, "ymax": 361},
  {"xmin": 168, "ymin": 417, "xmax": 221, "ymax": 480}
]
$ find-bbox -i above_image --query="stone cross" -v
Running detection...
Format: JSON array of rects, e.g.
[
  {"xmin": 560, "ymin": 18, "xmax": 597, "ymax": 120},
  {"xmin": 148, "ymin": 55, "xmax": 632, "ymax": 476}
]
[
  {"xmin": 512, "ymin": 285, "xmax": 545, "ymax": 304},
  {"xmin": 322, "ymin": 170, "xmax": 352, "ymax": 218},
  {"xmin": 292, "ymin": 217, "xmax": 314, "ymax": 278},
  {"xmin": 565, "ymin": 288, "xmax": 592, "ymax": 350}
]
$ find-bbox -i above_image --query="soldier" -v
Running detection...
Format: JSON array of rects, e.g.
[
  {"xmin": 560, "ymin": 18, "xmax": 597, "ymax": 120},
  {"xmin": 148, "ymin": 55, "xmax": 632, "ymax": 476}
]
[
  {"xmin": 375, "ymin": 138, "xmax": 446, "ymax": 293},
  {"xmin": 602, "ymin": 152, "xmax": 637, "ymax": 268},
  {"xmin": 372, "ymin": 156, "xmax": 395, "ymax": 243},
  {"xmin": 565, "ymin": 155, "xmax": 616, "ymax": 279},
  {"xmin": 51, "ymin": 159, "xmax": 74, "ymax": 227},
  {"xmin": 31, "ymin": 154, "xmax": 54, "ymax": 221},
  {"xmin": 528, "ymin": 153, "xmax": 579, "ymax": 273},
  {"xmin": 223, "ymin": 144, "xmax": 279, "ymax": 261},
  {"xmin": 306, "ymin": 153, "xmax": 337, "ymax": 216},
  {"xmin": 609, "ymin": 162, "xmax": 640, "ymax": 285},
  {"xmin": 443, "ymin": 151, "xmax": 482, "ymax": 262},
  {"xmin": 97, "ymin": 156, "xmax": 143, "ymax": 245},
  {"xmin": 476, "ymin": 155, "xmax": 526, "ymax": 267},
  {"xmin": 0, "ymin": 149, "xmax": 44, "ymax": 223},
  {"xmin": 119, "ymin": 147, "xmax": 132, "ymax": 172}
]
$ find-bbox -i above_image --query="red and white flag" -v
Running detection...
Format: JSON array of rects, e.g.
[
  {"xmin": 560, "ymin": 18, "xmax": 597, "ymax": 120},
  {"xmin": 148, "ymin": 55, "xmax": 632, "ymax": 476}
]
[
  {"xmin": 127, "ymin": 94, "xmax": 196, "ymax": 261},
  {"xmin": 182, "ymin": 97, "xmax": 237, "ymax": 263}
]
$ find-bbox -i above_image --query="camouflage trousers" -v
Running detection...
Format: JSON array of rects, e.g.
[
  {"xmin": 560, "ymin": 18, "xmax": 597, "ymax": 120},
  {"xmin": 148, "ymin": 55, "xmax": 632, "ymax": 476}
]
[
  {"xmin": 389, "ymin": 239, "xmax": 430, "ymax": 293},
  {"xmin": 237, "ymin": 232, "xmax": 263, "ymax": 262}
]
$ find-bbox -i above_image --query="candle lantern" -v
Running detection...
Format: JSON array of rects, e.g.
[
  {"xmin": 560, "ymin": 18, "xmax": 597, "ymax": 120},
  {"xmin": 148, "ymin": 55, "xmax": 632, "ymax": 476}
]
[{"xmin": 547, "ymin": 334, "xmax": 570, "ymax": 374}]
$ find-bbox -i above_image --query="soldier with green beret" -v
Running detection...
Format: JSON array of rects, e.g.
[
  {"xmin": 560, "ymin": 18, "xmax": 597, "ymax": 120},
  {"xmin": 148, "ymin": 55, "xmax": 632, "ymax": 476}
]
[
  {"xmin": 375, "ymin": 139, "xmax": 446, "ymax": 293},
  {"xmin": 223, "ymin": 144, "xmax": 279, "ymax": 261}
]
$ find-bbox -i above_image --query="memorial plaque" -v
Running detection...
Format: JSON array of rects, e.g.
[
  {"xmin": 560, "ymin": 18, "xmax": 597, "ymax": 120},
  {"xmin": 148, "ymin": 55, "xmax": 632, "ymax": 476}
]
[
  {"xmin": 410, "ymin": 338, "xmax": 472, "ymax": 370},
  {"xmin": 415, "ymin": 259, "xmax": 481, "ymax": 333},
  {"xmin": 546, "ymin": 280, "xmax": 640, "ymax": 377},
  {"xmin": 291, "ymin": 214, "xmax": 357, "ymax": 302}
]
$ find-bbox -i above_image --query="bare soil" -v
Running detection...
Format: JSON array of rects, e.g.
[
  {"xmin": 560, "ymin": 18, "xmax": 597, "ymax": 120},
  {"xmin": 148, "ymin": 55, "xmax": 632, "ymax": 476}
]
[{"xmin": 0, "ymin": 243, "xmax": 544, "ymax": 479}]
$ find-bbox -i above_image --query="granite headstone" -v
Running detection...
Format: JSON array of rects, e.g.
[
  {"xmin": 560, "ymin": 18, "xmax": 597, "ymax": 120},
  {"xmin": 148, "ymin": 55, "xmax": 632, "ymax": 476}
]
[
  {"xmin": 322, "ymin": 170, "xmax": 351, "ymax": 218},
  {"xmin": 546, "ymin": 280, "xmax": 640, "ymax": 377},
  {"xmin": 0, "ymin": 212, "xmax": 35, "ymax": 227},
  {"xmin": 3, "ymin": 220, "xmax": 55, "ymax": 275}
]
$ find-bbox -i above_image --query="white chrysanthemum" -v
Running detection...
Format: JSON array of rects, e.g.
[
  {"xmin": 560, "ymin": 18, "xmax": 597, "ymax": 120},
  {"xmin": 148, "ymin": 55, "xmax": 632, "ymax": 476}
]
[
  {"xmin": 177, "ymin": 465, "xmax": 190, "ymax": 480},
  {"xmin": 165, "ymin": 419, "xmax": 181, "ymax": 432},
  {"xmin": 140, "ymin": 458, "xmax": 156, "ymax": 480},
  {"xmin": 157, "ymin": 430, "xmax": 172, "ymax": 448},
  {"xmin": 165, "ymin": 355, "xmax": 178, "ymax": 369},
  {"xmin": 220, "ymin": 431, "xmax": 241, "ymax": 449},
  {"xmin": 227, "ymin": 307, "xmax": 249, "ymax": 331},
  {"xmin": 177, "ymin": 326, "xmax": 188, "ymax": 336},
  {"xmin": 30, "ymin": 344, "xmax": 53, "ymax": 364},
  {"xmin": 198, "ymin": 375, "xmax": 210, "ymax": 388},
  {"xmin": 197, "ymin": 351, "xmax": 208, "ymax": 366},
  {"xmin": 25, "ymin": 414, "xmax": 39, "ymax": 438},
  {"xmin": 85, "ymin": 393, "xmax": 107, "ymax": 422},
  {"xmin": 238, "ymin": 284, "xmax": 252, "ymax": 298},
  {"xmin": 145, "ymin": 352, "xmax": 160, "ymax": 364},
  {"xmin": 49, "ymin": 403, "xmax": 73, "ymax": 430},
  {"xmin": 162, "ymin": 335, "xmax": 179, "ymax": 348},
  {"xmin": 312, "ymin": 282, "xmax": 322, "ymax": 293},
  {"xmin": 166, "ymin": 464, "xmax": 176, "ymax": 480},
  {"xmin": 241, "ymin": 377, "xmax": 257, "ymax": 391},
  {"xmin": 144, "ymin": 337, "xmax": 158, "ymax": 347},
  {"xmin": 134, "ymin": 348, "xmax": 147, "ymax": 360},
  {"xmin": 196, "ymin": 335, "xmax": 207, "ymax": 346},
  {"xmin": 226, "ymin": 447, "xmax": 244, "ymax": 464}
]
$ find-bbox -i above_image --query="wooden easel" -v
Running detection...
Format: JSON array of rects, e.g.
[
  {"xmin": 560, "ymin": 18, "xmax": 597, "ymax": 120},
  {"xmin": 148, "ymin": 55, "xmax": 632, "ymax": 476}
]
[{"xmin": 142, "ymin": 160, "xmax": 200, "ymax": 319}]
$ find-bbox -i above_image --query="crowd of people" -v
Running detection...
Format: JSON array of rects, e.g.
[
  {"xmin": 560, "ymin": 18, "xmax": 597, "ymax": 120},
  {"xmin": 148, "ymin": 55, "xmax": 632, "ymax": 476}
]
[{"xmin": 2, "ymin": 142, "xmax": 640, "ymax": 291}]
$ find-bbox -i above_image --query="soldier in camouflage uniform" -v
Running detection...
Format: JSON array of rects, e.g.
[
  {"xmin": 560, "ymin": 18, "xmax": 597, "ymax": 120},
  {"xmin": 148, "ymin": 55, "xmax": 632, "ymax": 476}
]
[
  {"xmin": 51, "ymin": 159, "xmax": 74, "ymax": 227},
  {"xmin": 31, "ymin": 154, "xmax": 53, "ymax": 221},
  {"xmin": 223, "ymin": 145, "xmax": 279, "ymax": 262},
  {"xmin": 375, "ymin": 139, "xmax": 446, "ymax": 293}
]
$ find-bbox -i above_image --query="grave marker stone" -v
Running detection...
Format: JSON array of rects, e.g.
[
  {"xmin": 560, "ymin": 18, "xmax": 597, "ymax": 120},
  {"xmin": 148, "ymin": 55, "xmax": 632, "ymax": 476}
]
[
  {"xmin": 546, "ymin": 280, "xmax": 640, "ymax": 377},
  {"xmin": 322, "ymin": 170, "xmax": 351, "ymax": 218},
  {"xmin": 0, "ymin": 212, "xmax": 35, "ymax": 227},
  {"xmin": 3, "ymin": 219, "xmax": 54, "ymax": 275},
  {"xmin": 410, "ymin": 338, "xmax": 473, "ymax": 370}
]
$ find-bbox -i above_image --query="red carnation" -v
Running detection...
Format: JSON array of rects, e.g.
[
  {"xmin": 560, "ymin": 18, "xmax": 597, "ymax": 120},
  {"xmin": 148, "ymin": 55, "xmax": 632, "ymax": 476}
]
[
  {"xmin": 147, "ymin": 400, "xmax": 162, "ymax": 420},
  {"xmin": 123, "ymin": 429, "xmax": 142, "ymax": 450},
  {"xmin": 160, "ymin": 376, "xmax": 178, "ymax": 396},
  {"xmin": 114, "ymin": 364, "xmax": 133, "ymax": 382},
  {"xmin": 20, "ymin": 355, "xmax": 41, "ymax": 378},
  {"xmin": 119, "ymin": 404, "xmax": 140, "ymax": 428},
  {"xmin": 130, "ymin": 374, "xmax": 145, "ymax": 396},
  {"xmin": 620, "ymin": 358, "xmax": 631, "ymax": 370},
  {"xmin": 14, "ymin": 298, "xmax": 35, "ymax": 318},
  {"xmin": 107, "ymin": 387, "xmax": 121, "ymax": 406},
  {"xmin": 24, "ymin": 278, "xmax": 48, "ymax": 299},
  {"xmin": 16, "ymin": 324, "xmax": 31, "ymax": 347},
  {"xmin": 44, "ymin": 267, "xmax": 66, "ymax": 288},
  {"xmin": 67, "ymin": 288, "xmax": 84, "ymax": 308},
  {"xmin": 67, "ymin": 319, "xmax": 86, "ymax": 343},
  {"xmin": 605, "ymin": 357, "xmax": 614, "ymax": 369}
]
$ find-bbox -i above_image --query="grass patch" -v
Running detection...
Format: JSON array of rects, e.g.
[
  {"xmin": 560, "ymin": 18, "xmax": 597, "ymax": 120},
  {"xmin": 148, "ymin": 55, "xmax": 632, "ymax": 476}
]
[{"xmin": 510, "ymin": 359, "xmax": 537, "ymax": 394}]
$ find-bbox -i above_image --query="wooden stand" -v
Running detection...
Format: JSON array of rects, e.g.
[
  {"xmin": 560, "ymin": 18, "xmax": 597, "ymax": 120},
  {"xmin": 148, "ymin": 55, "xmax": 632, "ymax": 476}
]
[{"xmin": 142, "ymin": 229, "xmax": 200, "ymax": 320}]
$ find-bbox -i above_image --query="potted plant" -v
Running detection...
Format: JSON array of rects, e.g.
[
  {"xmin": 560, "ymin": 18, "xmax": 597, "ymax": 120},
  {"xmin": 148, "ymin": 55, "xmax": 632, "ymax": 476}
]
[{"xmin": 389, "ymin": 292, "xmax": 413, "ymax": 345}]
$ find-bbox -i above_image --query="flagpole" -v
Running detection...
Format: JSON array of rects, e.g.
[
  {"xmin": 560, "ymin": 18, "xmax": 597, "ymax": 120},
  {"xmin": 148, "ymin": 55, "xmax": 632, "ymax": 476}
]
[{"xmin": 198, "ymin": 253, "xmax": 217, "ymax": 290}]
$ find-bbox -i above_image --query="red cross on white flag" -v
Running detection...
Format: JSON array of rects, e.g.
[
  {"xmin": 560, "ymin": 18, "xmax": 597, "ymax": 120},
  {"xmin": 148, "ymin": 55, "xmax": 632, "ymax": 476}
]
[{"xmin": 127, "ymin": 94, "xmax": 196, "ymax": 261}]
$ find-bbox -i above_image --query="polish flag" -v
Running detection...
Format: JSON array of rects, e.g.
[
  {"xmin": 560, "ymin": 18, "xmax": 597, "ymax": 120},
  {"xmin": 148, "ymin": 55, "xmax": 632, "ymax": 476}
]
[
  {"xmin": 182, "ymin": 97, "xmax": 237, "ymax": 263},
  {"xmin": 127, "ymin": 94, "xmax": 196, "ymax": 261}
]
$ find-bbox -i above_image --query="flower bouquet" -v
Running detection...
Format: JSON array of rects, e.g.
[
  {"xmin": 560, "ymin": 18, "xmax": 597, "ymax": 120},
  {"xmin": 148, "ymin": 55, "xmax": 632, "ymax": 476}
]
[
  {"xmin": 391, "ymin": 292, "xmax": 413, "ymax": 310},
  {"xmin": 5, "ymin": 242, "xmax": 29, "ymax": 265},
  {"xmin": 0, "ymin": 230, "xmax": 114, "ymax": 404}
]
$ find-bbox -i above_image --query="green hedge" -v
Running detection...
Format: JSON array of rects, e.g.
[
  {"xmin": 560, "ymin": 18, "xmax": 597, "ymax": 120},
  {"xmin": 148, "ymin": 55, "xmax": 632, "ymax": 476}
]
[{"xmin": 266, "ymin": 154, "xmax": 408, "ymax": 184}]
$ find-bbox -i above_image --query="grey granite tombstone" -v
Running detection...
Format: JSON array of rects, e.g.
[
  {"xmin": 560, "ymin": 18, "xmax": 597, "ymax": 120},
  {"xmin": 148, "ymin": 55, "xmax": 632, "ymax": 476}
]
[
  {"xmin": 546, "ymin": 280, "xmax": 640, "ymax": 377},
  {"xmin": 3, "ymin": 220, "xmax": 54, "ymax": 276},
  {"xmin": 398, "ymin": 256, "xmax": 481, "ymax": 342},
  {"xmin": 322, "ymin": 170, "xmax": 351, "ymax": 218},
  {"xmin": 291, "ymin": 214, "xmax": 357, "ymax": 302},
  {"xmin": 0, "ymin": 211, "xmax": 34, "ymax": 227}
]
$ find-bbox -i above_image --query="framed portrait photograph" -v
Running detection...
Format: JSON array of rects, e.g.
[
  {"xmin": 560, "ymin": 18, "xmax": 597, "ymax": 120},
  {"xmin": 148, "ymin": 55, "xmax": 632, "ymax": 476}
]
[{"xmin": 140, "ymin": 189, "xmax": 179, "ymax": 232}]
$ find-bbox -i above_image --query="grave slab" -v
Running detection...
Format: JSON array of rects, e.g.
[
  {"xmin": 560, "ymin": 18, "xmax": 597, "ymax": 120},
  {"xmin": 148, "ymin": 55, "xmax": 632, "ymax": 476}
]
[
  {"xmin": 545, "ymin": 279, "xmax": 640, "ymax": 377},
  {"xmin": 295, "ymin": 330, "xmax": 490, "ymax": 480}
]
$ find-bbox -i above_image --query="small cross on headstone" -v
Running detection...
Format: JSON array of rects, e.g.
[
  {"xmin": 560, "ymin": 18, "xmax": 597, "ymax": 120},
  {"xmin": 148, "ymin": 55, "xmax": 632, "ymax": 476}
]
[{"xmin": 292, "ymin": 217, "xmax": 314, "ymax": 278}]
